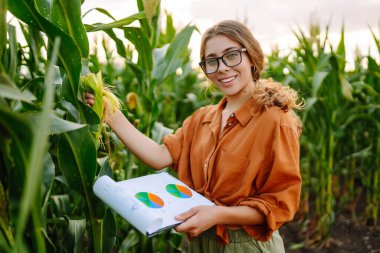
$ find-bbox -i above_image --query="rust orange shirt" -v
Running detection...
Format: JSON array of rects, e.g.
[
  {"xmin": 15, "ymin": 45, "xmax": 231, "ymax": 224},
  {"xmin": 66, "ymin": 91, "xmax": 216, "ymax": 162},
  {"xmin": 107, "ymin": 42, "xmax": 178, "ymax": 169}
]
[{"xmin": 163, "ymin": 97, "xmax": 302, "ymax": 244}]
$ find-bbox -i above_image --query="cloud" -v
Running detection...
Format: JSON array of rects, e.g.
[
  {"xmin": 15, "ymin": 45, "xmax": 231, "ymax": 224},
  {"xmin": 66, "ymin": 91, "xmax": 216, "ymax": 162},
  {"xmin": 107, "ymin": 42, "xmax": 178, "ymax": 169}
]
[
  {"xmin": 190, "ymin": 0, "xmax": 379, "ymax": 34},
  {"xmin": 81, "ymin": 0, "xmax": 380, "ymax": 63}
]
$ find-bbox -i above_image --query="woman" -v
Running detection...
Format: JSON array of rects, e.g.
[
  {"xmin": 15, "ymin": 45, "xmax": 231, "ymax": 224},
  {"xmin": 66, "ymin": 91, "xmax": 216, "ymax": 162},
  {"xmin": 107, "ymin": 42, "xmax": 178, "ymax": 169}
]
[{"xmin": 86, "ymin": 20, "xmax": 303, "ymax": 252}]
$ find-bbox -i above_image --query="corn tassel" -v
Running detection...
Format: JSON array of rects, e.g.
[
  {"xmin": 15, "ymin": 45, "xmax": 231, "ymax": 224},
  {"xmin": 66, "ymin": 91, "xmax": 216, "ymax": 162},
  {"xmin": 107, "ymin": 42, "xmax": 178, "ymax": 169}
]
[{"xmin": 102, "ymin": 85, "xmax": 121, "ymax": 123}]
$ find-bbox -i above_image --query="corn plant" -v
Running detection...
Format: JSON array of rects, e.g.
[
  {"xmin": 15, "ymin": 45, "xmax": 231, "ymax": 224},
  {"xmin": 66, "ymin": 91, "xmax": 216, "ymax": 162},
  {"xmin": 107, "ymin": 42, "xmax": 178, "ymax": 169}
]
[
  {"xmin": 1, "ymin": 0, "xmax": 142, "ymax": 252},
  {"xmin": 1, "ymin": 0, "xmax": 203, "ymax": 252},
  {"xmin": 83, "ymin": 1, "xmax": 208, "ymax": 251},
  {"xmin": 265, "ymin": 20, "xmax": 380, "ymax": 246}
]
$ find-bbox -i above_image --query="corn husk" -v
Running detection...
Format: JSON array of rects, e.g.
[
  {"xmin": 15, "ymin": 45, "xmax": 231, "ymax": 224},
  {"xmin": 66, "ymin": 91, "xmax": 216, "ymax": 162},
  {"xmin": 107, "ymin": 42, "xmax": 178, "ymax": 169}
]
[
  {"xmin": 80, "ymin": 72, "xmax": 104, "ymax": 119},
  {"xmin": 142, "ymin": 0, "xmax": 160, "ymax": 24},
  {"xmin": 80, "ymin": 71, "xmax": 121, "ymax": 123}
]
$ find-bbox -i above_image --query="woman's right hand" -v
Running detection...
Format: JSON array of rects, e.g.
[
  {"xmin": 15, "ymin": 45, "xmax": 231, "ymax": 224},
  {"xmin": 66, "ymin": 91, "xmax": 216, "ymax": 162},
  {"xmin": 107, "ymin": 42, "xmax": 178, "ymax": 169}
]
[
  {"xmin": 83, "ymin": 92, "xmax": 173, "ymax": 170},
  {"xmin": 84, "ymin": 92, "xmax": 95, "ymax": 107},
  {"xmin": 84, "ymin": 91, "xmax": 118, "ymax": 124}
]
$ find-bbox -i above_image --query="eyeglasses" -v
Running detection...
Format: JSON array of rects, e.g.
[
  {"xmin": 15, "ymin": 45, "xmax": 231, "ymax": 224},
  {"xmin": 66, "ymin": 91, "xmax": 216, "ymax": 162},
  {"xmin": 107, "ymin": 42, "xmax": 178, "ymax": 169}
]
[{"xmin": 199, "ymin": 48, "xmax": 247, "ymax": 74}]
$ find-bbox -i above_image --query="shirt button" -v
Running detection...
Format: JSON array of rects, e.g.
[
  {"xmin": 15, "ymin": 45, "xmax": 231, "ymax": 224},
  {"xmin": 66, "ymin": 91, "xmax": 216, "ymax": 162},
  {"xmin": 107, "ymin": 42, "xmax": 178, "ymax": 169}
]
[
  {"xmin": 230, "ymin": 113, "xmax": 235, "ymax": 118},
  {"xmin": 227, "ymin": 122, "xmax": 232, "ymax": 126}
]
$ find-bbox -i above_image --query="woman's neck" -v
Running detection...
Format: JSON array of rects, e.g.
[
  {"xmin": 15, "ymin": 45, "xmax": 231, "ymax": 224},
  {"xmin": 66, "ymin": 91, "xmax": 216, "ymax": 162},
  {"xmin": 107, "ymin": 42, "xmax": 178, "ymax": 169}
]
[{"xmin": 224, "ymin": 82, "xmax": 254, "ymax": 113}]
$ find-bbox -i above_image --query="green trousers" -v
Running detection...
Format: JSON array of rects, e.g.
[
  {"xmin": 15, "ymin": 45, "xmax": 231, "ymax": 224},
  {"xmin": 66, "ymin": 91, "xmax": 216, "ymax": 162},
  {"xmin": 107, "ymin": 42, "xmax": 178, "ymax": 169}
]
[{"xmin": 189, "ymin": 228, "xmax": 285, "ymax": 253}]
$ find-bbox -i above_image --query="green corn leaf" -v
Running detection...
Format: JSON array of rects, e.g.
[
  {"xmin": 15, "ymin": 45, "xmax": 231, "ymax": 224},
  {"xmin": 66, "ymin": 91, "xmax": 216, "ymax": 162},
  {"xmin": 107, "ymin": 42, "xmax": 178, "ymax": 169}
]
[
  {"xmin": 119, "ymin": 230, "xmax": 140, "ymax": 252},
  {"xmin": 342, "ymin": 113, "xmax": 380, "ymax": 130},
  {"xmin": 126, "ymin": 60, "xmax": 145, "ymax": 86},
  {"xmin": 49, "ymin": 194, "xmax": 71, "ymax": 217},
  {"xmin": 6, "ymin": 25, "xmax": 17, "ymax": 80},
  {"xmin": 0, "ymin": 181, "xmax": 13, "ymax": 247},
  {"xmin": 337, "ymin": 25, "xmax": 346, "ymax": 59},
  {"xmin": 0, "ymin": 74, "xmax": 36, "ymax": 102},
  {"xmin": 57, "ymin": 126, "xmax": 96, "ymax": 197},
  {"xmin": 312, "ymin": 71, "xmax": 328, "ymax": 97},
  {"xmin": 23, "ymin": 112, "xmax": 86, "ymax": 134},
  {"xmin": 287, "ymin": 65, "xmax": 307, "ymax": 85},
  {"xmin": 367, "ymin": 56, "xmax": 380, "ymax": 73},
  {"xmin": 57, "ymin": 126, "xmax": 101, "ymax": 252},
  {"xmin": 336, "ymin": 25, "xmax": 346, "ymax": 71},
  {"xmin": 0, "ymin": 108, "xmax": 34, "ymax": 251},
  {"xmin": 352, "ymin": 81, "xmax": 379, "ymax": 97},
  {"xmin": 152, "ymin": 25, "xmax": 196, "ymax": 84},
  {"xmin": 49, "ymin": 114, "xmax": 87, "ymax": 134},
  {"xmin": 159, "ymin": 12, "xmax": 175, "ymax": 45},
  {"xmin": 344, "ymin": 145, "xmax": 373, "ymax": 161},
  {"xmin": 0, "ymin": 107, "xmax": 33, "ymax": 173},
  {"xmin": 102, "ymin": 28, "xmax": 127, "ymax": 58},
  {"xmin": 124, "ymin": 27, "xmax": 153, "ymax": 73},
  {"xmin": 59, "ymin": 100, "xmax": 81, "ymax": 122},
  {"xmin": 62, "ymin": 217, "xmax": 87, "ymax": 253},
  {"xmin": 82, "ymin": 7, "xmax": 116, "ymax": 21},
  {"xmin": 40, "ymin": 153, "xmax": 55, "ymax": 219},
  {"xmin": 14, "ymin": 37, "xmax": 60, "ymax": 253},
  {"xmin": 86, "ymin": 12, "xmax": 145, "ymax": 32},
  {"xmin": 9, "ymin": 0, "xmax": 82, "ymax": 110},
  {"xmin": 18, "ymin": 23, "xmax": 47, "ymax": 76},
  {"xmin": 0, "ymin": 0, "xmax": 7, "ymax": 72},
  {"xmin": 0, "ymin": 233, "xmax": 11, "ymax": 252},
  {"xmin": 35, "ymin": 0, "xmax": 89, "ymax": 59},
  {"xmin": 139, "ymin": 0, "xmax": 161, "ymax": 47},
  {"xmin": 370, "ymin": 26, "xmax": 380, "ymax": 55},
  {"xmin": 101, "ymin": 209, "xmax": 116, "ymax": 253},
  {"xmin": 151, "ymin": 121, "xmax": 173, "ymax": 143},
  {"xmin": 136, "ymin": 0, "xmax": 151, "ymax": 38}
]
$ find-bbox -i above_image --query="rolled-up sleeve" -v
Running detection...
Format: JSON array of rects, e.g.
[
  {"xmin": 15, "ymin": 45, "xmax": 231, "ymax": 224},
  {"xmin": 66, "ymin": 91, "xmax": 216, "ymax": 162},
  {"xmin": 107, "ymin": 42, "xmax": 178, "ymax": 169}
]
[
  {"xmin": 239, "ymin": 114, "xmax": 302, "ymax": 241},
  {"xmin": 162, "ymin": 113, "xmax": 196, "ymax": 171},
  {"xmin": 162, "ymin": 128, "xmax": 184, "ymax": 171}
]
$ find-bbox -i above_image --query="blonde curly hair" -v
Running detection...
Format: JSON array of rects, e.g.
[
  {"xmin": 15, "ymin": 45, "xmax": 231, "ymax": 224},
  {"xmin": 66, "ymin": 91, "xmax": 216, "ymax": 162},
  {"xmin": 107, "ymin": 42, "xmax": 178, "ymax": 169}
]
[
  {"xmin": 251, "ymin": 79, "xmax": 304, "ymax": 133},
  {"xmin": 252, "ymin": 79, "xmax": 304, "ymax": 114}
]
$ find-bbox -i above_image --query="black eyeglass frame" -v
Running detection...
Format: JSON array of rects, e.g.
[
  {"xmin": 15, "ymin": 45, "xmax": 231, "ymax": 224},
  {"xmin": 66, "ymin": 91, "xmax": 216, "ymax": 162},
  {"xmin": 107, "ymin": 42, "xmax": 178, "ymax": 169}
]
[{"xmin": 199, "ymin": 48, "xmax": 247, "ymax": 74}]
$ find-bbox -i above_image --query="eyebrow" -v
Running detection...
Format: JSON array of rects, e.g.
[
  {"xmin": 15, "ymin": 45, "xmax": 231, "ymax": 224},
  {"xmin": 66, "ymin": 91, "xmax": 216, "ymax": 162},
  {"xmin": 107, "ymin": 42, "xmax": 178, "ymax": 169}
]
[{"xmin": 205, "ymin": 47, "xmax": 240, "ymax": 58}]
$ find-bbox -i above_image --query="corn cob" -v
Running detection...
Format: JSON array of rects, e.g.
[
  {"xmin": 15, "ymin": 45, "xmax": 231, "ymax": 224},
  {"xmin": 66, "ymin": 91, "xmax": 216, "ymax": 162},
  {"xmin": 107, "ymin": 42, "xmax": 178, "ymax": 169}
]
[
  {"xmin": 80, "ymin": 71, "xmax": 120, "ymax": 124},
  {"xmin": 80, "ymin": 71, "xmax": 121, "ymax": 146}
]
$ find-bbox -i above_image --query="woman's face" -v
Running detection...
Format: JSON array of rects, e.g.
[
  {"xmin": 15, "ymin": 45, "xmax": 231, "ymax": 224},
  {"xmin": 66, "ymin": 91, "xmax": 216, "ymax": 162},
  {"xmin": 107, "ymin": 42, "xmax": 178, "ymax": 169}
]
[{"xmin": 203, "ymin": 35, "xmax": 254, "ymax": 99}]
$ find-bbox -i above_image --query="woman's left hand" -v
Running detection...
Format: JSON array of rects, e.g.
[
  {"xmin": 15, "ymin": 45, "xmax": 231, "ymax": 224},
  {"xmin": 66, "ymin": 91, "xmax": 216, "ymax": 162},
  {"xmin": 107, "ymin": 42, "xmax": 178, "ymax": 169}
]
[{"xmin": 174, "ymin": 205, "xmax": 220, "ymax": 237}]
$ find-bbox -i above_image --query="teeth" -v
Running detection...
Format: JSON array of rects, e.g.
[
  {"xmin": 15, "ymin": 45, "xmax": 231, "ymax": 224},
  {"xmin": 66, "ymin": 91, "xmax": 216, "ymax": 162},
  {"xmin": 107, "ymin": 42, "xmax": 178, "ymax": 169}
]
[{"xmin": 220, "ymin": 76, "xmax": 236, "ymax": 83}]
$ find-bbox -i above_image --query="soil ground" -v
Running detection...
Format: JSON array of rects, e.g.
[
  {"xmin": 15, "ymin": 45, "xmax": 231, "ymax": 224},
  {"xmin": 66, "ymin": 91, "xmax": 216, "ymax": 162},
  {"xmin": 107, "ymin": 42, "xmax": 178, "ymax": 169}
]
[{"xmin": 280, "ymin": 214, "xmax": 380, "ymax": 253}]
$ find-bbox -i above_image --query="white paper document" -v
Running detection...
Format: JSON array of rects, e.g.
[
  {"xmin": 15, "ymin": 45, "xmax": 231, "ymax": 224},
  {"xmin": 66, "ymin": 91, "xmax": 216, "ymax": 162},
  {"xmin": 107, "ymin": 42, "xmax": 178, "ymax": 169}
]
[{"xmin": 93, "ymin": 172, "xmax": 215, "ymax": 237}]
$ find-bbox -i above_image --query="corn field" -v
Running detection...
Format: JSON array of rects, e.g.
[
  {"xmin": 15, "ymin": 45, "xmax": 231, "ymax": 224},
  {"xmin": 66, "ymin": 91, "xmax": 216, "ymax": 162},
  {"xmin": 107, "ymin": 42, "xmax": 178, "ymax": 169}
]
[
  {"xmin": 0, "ymin": 0, "xmax": 379, "ymax": 252},
  {"xmin": 266, "ymin": 21, "xmax": 380, "ymax": 246}
]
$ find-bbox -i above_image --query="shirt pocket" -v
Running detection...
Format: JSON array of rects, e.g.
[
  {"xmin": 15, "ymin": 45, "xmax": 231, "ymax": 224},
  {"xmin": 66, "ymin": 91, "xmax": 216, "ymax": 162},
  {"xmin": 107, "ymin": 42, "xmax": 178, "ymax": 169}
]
[{"xmin": 211, "ymin": 149, "xmax": 250, "ymax": 198}]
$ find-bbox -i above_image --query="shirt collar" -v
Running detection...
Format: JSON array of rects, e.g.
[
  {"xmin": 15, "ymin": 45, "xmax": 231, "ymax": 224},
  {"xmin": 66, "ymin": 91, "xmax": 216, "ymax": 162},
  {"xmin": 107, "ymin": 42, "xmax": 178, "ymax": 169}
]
[
  {"xmin": 233, "ymin": 97, "xmax": 255, "ymax": 126},
  {"xmin": 201, "ymin": 97, "xmax": 226, "ymax": 124},
  {"xmin": 202, "ymin": 97, "xmax": 255, "ymax": 126}
]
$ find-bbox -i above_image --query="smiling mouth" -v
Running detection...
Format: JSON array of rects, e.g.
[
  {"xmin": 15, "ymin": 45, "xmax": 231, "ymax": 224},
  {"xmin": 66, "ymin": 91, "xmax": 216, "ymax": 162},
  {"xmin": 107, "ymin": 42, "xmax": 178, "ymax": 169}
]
[{"xmin": 220, "ymin": 75, "xmax": 237, "ymax": 83}]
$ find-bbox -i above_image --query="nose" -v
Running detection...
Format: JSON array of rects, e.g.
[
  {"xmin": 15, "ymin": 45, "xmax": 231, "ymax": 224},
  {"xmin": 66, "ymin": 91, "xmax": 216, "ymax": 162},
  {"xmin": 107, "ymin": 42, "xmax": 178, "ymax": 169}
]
[{"xmin": 217, "ymin": 58, "xmax": 229, "ymax": 72}]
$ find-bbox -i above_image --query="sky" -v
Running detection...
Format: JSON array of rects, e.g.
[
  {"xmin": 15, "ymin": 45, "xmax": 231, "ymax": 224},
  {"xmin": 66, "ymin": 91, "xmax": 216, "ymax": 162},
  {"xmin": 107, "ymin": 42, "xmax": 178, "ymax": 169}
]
[{"xmin": 82, "ymin": 0, "xmax": 380, "ymax": 65}]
